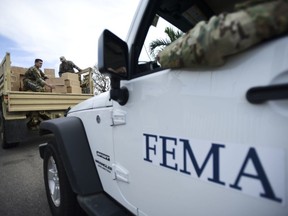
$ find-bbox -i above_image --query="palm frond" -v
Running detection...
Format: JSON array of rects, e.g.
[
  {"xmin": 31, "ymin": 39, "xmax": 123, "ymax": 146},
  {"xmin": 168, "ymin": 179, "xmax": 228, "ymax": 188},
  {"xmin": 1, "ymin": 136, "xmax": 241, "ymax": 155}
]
[
  {"xmin": 149, "ymin": 26, "xmax": 183, "ymax": 59},
  {"xmin": 149, "ymin": 38, "xmax": 171, "ymax": 55},
  {"xmin": 164, "ymin": 27, "xmax": 183, "ymax": 42}
]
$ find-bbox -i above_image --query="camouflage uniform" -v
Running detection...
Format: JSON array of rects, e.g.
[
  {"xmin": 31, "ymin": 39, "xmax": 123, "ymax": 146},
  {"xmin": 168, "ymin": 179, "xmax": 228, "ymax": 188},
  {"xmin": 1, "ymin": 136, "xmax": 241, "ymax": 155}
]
[
  {"xmin": 158, "ymin": 0, "xmax": 288, "ymax": 68},
  {"xmin": 59, "ymin": 61, "xmax": 81, "ymax": 77},
  {"xmin": 23, "ymin": 66, "xmax": 47, "ymax": 92}
]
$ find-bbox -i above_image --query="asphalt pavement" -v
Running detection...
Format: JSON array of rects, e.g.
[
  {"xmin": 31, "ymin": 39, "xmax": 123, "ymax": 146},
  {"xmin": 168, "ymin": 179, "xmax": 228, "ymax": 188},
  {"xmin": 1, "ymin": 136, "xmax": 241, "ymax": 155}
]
[{"xmin": 0, "ymin": 138, "xmax": 52, "ymax": 216}]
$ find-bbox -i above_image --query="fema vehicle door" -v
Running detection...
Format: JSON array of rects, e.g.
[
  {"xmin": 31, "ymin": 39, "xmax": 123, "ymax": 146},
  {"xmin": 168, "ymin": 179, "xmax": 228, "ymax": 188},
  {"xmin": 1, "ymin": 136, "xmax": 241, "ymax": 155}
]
[
  {"xmin": 68, "ymin": 95, "xmax": 138, "ymax": 215},
  {"xmin": 104, "ymin": 1, "xmax": 288, "ymax": 216}
]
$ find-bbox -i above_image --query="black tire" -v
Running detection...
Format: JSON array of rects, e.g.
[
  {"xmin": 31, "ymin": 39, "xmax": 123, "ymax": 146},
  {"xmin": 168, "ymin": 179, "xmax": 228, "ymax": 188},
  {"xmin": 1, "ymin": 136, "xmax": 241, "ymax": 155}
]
[
  {"xmin": 0, "ymin": 112, "xmax": 7, "ymax": 148},
  {"xmin": 0, "ymin": 111, "xmax": 18, "ymax": 149},
  {"xmin": 43, "ymin": 141, "xmax": 86, "ymax": 216}
]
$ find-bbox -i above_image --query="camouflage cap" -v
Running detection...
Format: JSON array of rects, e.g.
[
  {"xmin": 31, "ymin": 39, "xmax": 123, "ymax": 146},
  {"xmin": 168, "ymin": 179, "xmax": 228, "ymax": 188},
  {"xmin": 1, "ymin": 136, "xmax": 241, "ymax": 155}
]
[{"xmin": 59, "ymin": 56, "xmax": 66, "ymax": 61}]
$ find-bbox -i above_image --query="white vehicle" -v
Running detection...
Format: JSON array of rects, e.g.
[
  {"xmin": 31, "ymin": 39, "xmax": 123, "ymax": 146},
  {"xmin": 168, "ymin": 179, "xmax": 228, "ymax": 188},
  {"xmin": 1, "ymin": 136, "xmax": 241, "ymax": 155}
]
[{"xmin": 39, "ymin": 0, "xmax": 288, "ymax": 215}]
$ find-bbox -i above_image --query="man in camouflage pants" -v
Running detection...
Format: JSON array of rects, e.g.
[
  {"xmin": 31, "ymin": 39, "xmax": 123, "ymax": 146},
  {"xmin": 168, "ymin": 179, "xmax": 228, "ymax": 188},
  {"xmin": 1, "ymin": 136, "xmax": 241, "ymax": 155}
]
[
  {"xmin": 58, "ymin": 56, "xmax": 82, "ymax": 77},
  {"xmin": 158, "ymin": 0, "xmax": 288, "ymax": 68},
  {"xmin": 23, "ymin": 59, "xmax": 54, "ymax": 92}
]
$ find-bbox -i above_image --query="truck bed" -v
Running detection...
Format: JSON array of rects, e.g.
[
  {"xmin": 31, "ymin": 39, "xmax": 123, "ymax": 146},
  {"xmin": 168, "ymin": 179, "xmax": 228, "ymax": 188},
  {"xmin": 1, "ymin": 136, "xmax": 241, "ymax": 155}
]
[{"xmin": 5, "ymin": 91, "xmax": 93, "ymax": 112}]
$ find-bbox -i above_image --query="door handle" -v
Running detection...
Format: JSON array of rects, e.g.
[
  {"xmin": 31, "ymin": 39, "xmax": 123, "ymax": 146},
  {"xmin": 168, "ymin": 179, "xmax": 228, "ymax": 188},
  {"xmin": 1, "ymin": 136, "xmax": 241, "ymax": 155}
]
[{"xmin": 246, "ymin": 83, "xmax": 288, "ymax": 104}]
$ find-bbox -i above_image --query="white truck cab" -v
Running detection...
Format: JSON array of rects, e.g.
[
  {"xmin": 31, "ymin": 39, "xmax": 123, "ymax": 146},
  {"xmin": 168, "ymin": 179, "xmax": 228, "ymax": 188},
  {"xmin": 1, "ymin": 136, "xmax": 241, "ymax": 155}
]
[{"xmin": 39, "ymin": 0, "xmax": 288, "ymax": 216}]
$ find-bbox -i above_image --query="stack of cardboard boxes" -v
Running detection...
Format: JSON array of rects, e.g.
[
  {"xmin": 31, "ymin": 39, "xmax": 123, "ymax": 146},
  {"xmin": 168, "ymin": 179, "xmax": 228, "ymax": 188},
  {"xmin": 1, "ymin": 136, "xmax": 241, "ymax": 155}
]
[
  {"xmin": 62, "ymin": 73, "xmax": 82, "ymax": 94},
  {"xmin": 10, "ymin": 67, "xmax": 83, "ymax": 94},
  {"xmin": 46, "ymin": 71, "xmax": 82, "ymax": 93},
  {"xmin": 44, "ymin": 69, "xmax": 55, "ymax": 79},
  {"xmin": 11, "ymin": 66, "xmax": 27, "ymax": 91},
  {"xmin": 45, "ymin": 72, "xmax": 66, "ymax": 93}
]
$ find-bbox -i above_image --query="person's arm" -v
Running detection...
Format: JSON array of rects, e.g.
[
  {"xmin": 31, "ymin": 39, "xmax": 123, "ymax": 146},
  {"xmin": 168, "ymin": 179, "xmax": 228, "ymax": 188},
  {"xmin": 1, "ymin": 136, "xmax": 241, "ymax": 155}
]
[
  {"xmin": 32, "ymin": 68, "xmax": 54, "ymax": 89},
  {"xmin": 72, "ymin": 61, "xmax": 82, "ymax": 72},
  {"xmin": 158, "ymin": 0, "xmax": 288, "ymax": 68},
  {"xmin": 40, "ymin": 69, "xmax": 48, "ymax": 80},
  {"xmin": 39, "ymin": 76, "xmax": 54, "ymax": 89},
  {"xmin": 43, "ymin": 81, "xmax": 54, "ymax": 89},
  {"xmin": 59, "ymin": 63, "xmax": 63, "ymax": 75}
]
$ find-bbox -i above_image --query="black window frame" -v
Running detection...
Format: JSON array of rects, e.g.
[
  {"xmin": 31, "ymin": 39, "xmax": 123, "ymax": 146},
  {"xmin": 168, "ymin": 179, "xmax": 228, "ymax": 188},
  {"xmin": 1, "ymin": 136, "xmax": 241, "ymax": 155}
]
[{"xmin": 128, "ymin": 0, "xmax": 215, "ymax": 80}]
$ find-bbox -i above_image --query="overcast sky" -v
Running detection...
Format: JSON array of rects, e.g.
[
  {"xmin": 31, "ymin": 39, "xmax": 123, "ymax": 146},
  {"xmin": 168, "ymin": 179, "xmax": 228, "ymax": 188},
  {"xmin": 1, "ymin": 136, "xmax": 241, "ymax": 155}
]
[{"xmin": 0, "ymin": 0, "xmax": 140, "ymax": 73}]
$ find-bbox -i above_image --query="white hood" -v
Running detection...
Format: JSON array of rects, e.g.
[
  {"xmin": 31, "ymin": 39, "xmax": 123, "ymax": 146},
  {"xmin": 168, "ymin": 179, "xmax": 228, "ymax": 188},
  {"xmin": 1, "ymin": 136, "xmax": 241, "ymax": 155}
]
[{"xmin": 68, "ymin": 91, "xmax": 112, "ymax": 114}]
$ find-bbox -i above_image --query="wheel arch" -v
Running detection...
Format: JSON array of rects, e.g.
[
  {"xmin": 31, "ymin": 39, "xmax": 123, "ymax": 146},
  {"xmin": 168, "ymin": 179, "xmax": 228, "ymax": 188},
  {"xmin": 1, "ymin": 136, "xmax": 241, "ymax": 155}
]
[{"xmin": 39, "ymin": 116, "xmax": 103, "ymax": 196}]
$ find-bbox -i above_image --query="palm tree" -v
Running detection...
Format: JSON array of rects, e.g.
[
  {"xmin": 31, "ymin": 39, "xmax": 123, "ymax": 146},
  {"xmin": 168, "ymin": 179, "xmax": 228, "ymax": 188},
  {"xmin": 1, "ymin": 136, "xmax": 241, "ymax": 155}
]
[{"xmin": 149, "ymin": 26, "xmax": 183, "ymax": 59}]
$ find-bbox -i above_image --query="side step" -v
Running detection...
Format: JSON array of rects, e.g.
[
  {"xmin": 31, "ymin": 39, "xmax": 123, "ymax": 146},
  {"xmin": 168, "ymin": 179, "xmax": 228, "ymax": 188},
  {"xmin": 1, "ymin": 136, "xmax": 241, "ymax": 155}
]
[{"xmin": 77, "ymin": 193, "xmax": 134, "ymax": 216}]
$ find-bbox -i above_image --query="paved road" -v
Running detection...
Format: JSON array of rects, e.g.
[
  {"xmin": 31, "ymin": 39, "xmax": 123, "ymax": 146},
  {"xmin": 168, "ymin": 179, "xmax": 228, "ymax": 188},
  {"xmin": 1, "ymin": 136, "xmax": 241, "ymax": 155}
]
[{"xmin": 0, "ymin": 138, "xmax": 52, "ymax": 216}]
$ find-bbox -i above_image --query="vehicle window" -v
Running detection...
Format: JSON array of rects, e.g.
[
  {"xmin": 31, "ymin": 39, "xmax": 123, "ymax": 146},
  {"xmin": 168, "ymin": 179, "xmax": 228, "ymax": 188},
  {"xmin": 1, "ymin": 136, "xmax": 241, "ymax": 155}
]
[
  {"xmin": 137, "ymin": 15, "xmax": 183, "ymax": 74},
  {"xmin": 136, "ymin": 2, "xmax": 209, "ymax": 75},
  {"xmin": 134, "ymin": 0, "xmax": 246, "ymax": 77},
  {"xmin": 139, "ymin": 16, "xmax": 183, "ymax": 62}
]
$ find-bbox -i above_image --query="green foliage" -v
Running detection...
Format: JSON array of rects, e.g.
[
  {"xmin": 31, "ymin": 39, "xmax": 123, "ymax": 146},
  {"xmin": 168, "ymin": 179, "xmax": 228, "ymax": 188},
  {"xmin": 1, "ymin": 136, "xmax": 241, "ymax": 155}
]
[
  {"xmin": 164, "ymin": 26, "xmax": 183, "ymax": 42},
  {"xmin": 149, "ymin": 26, "xmax": 183, "ymax": 59}
]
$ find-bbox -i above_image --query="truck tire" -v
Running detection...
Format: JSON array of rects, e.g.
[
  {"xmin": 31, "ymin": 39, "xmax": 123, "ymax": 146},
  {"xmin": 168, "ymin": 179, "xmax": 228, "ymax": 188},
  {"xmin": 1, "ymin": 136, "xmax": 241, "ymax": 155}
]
[
  {"xmin": 0, "ymin": 112, "xmax": 18, "ymax": 149},
  {"xmin": 0, "ymin": 113, "xmax": 7, "ymax": 148},
  {"xmin": 43, "ymin": 141, "xmax": 86, "ymax": 216}
]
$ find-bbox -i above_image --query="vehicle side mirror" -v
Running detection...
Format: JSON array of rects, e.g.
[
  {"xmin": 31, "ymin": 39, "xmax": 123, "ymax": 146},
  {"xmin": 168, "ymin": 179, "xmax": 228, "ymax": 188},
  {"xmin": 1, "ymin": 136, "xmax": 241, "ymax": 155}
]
[
  {"xmin": 98, "ymin": 30, "xmax": 129, "ymax": 105},
  {"xmin": 98, "ymin": 29, "xmax": 128, "ymax": 79}
]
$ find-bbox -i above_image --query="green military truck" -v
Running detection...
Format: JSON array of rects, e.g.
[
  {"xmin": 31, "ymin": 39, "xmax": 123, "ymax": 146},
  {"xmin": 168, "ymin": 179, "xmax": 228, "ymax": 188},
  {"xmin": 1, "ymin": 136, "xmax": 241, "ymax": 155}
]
[{"xmin": 0, "ymin": 52, "xmax": 94, "ymax": 148}]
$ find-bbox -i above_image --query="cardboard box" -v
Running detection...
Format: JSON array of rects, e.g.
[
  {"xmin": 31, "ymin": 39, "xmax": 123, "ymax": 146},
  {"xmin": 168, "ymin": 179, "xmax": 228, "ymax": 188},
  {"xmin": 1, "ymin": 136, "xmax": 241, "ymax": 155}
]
[
  {"xmin": 52, "ymin": 85, "xmax": 67, "ymax": 93},
  {"xmin": 15, "ymin": 74, "xmax": 25, "ymax": 91},
  {"xmin": 10, "ymin": 73, "xmax": 18, "ymax": 83},
  {"xmin": 46, "ymin": 77, "xmax": 65, "ymax": 85},
  {"xmin": 65, "ymin": 79, "xmax": 80, "ymax": 87},
  {"xmin": 20, "ymin": 74, "xmax": 25, "ymax": 90},
  {"xmin": 11, "ymin": 74, "xmax": 25, "ymax": 91},
  {"xmin": 67, "ymin": 86, "xmax": 82, "ymax": 94},
  {"xmin": 61, "ymin": 73, "xmax": 79, "ymax": 80},
  {"xmin": 10, "ymin": 67, "xmax": 27, "ymax": 91},
  {"xmin": 44, "ymin": 68, "xmax": 55, "ymax": 78},
  {"xmin": 11, "ymin": 66, "xmax": 27, "ymax": 75},
  {"xmin": 11, "ymin": 82, "xmax": 20, "ymax": 91}
]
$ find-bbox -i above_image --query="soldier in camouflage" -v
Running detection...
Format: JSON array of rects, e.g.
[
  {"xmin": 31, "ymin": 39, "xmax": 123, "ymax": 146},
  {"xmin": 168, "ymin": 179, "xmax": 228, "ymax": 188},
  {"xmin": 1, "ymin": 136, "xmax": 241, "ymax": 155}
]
[
  {"xmin": 157, "ymin": 0, "xmax": 288, "ymax": 68},
  {"xmin": 58, "ymin": 56, "xmax": 82, "ymax": 77},
  {"xmin": 23, "ymin": 59, "xmax": 54, "ymax": 92}
]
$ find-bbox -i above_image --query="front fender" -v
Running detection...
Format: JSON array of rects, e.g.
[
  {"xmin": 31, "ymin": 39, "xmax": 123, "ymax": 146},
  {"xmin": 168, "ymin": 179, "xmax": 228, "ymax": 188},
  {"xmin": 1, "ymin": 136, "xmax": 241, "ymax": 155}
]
[{"xmin": 39, "ymin": 116, "xmax": 103, "ymax": 196}]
